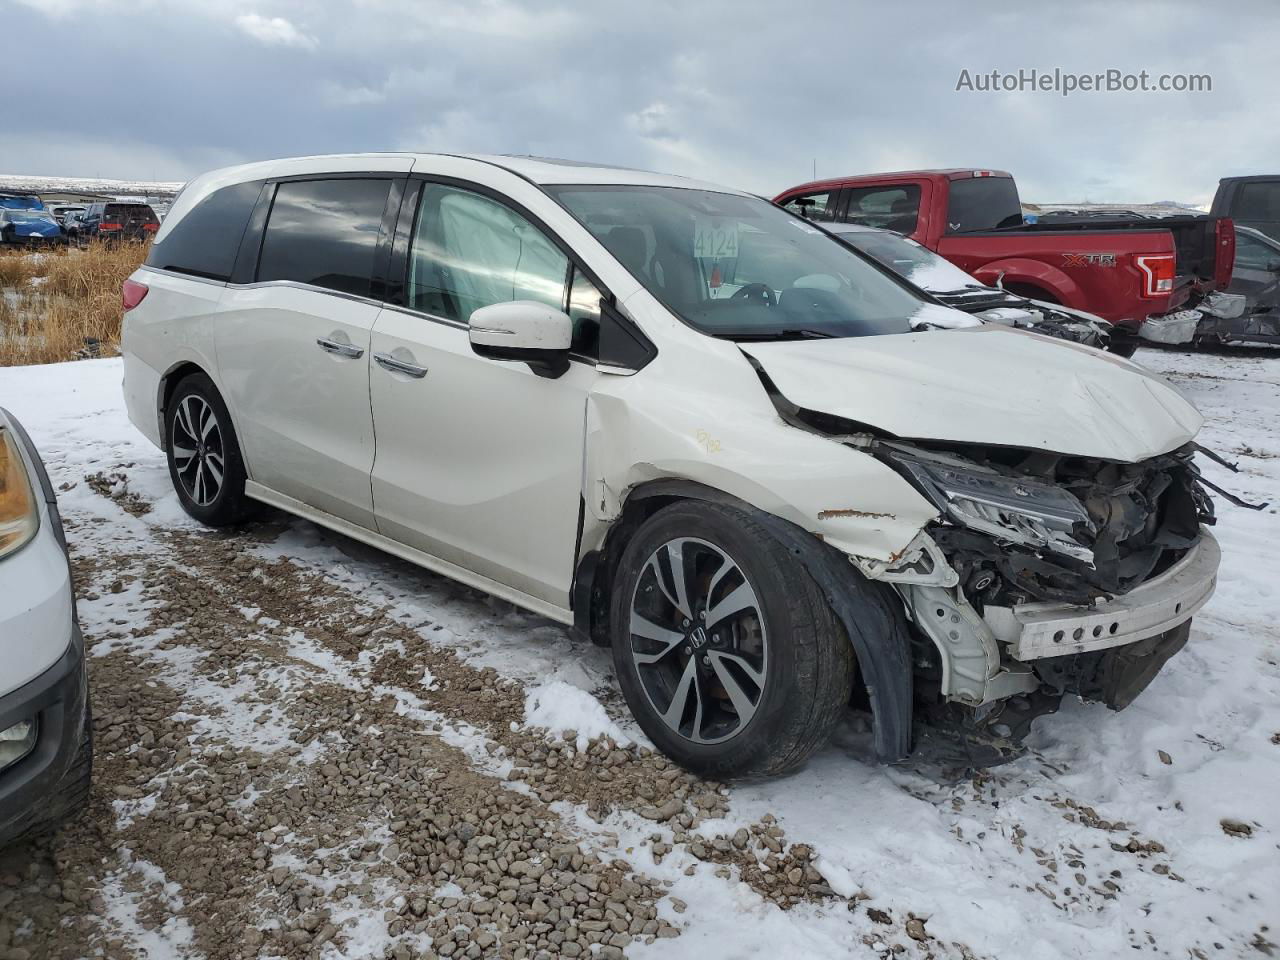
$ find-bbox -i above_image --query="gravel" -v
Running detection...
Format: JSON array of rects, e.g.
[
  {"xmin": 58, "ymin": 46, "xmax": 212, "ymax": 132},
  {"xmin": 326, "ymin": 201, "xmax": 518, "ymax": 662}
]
[{"xmin": 1, "ymin": 484, "xmax": 955, "ymax": 959}]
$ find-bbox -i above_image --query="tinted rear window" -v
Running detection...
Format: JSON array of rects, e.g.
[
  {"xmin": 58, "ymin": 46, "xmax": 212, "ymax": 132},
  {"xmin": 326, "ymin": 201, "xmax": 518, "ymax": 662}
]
[
  {"xmin": 146, "ymin": 182, "xmax": 260, "ymax": 281},
  {"xmin": 945, "ymin": 177, "xmax": 1023, "ymax": 233},
  {"xmin": 256, "ymin": 179, "xmax": 391, "ymax": 297},
  {"xmin": 1234, "ymin": 181, "xmax": 1280, "ymax": 221},
  {"xmin": 105, "ymin": 203, "xmax": 158, "ymax": 222}
]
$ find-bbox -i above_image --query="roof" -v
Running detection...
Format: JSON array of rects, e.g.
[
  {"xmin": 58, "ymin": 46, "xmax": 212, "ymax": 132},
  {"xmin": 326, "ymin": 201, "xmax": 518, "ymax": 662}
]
[
  {"xmin": 187, "ymin": 152, "xmax": 743, "ymax": 193},
  {"xmin": 777, "ymin": 168, "xmax": 1013, "ymax": 198},
  {"xmin": 155, "ymin": 152, "xmax": 748, "ymax": 246}
]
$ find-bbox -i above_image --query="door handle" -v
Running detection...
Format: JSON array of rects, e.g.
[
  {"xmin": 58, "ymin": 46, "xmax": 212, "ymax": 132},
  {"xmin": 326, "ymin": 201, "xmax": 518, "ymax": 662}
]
[
  {"xmin": 316, "ymin": 337, "xmax": 364, "ymax": 359},
  {"xmin": 374, "ymin": 352, "xmax": 428, "ymax": 378}
]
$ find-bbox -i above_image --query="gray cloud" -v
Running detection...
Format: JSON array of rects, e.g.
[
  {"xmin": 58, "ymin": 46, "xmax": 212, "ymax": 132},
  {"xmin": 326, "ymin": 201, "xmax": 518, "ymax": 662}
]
[{"xmin": 3, "ymin": 0, "xmax": 1277, "ymax": 204}]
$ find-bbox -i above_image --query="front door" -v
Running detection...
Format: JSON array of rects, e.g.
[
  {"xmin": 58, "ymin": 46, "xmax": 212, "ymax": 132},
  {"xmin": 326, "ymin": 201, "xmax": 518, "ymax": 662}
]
[
  {"xmin": 369, "ymin": 181, "xmax": 599, "ymax": 605},
  {"xmin": 215, "ymin": 176, "xmax": 397, "ymax": 529}
]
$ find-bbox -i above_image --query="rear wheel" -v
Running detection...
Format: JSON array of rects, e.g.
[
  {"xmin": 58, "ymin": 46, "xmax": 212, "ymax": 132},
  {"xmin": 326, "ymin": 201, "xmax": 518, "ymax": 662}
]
[
  {"xmin": 610, "ymin": 501, "xmax": 855, "ymax": 778},
  {"xmin": 165, "ymin": 373, "xmax": 257, "ymax": 526}
]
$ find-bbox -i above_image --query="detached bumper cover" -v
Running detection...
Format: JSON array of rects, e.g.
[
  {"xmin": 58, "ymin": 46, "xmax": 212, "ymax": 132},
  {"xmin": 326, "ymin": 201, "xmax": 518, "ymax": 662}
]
[
  {"xmin": 1139, "ymin": 310, "xmax": 1202, "ymax": 344},
  {"xmin": 985, "ymin": 530, "xmax": 1219, "ymax": 661}
]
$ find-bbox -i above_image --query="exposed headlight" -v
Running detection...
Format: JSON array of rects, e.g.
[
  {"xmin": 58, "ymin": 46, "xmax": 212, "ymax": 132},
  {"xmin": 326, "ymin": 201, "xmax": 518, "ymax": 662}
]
[
  {"xmin": 0, "ymin": 719, "xmax": 38, "ymax": 773},
  {"xmin": 892, "ymin": 452, "xmax": 1096, "ymax": 563},
  {"xmin": 0, "ymin": 427, "xmax": 39, "ymax": 559}
]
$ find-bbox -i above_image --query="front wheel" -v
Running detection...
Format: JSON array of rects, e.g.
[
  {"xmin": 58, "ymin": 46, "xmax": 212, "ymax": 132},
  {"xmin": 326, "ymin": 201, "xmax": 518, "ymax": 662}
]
[
  {"xmin": 1107, "ymin": 337, "xmax": 1140, "ymax": 358},
  {"xmin": 165, "ymin": 373, "xmax": 257, "ymax": 526},
  {"xmin": 610, "ymin": 501, "xmax": 855, "ymax": 778}
]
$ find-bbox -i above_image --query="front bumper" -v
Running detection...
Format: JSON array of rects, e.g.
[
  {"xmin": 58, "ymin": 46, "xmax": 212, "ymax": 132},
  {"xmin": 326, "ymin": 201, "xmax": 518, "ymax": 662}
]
[
  {"xmin": 0, "ymin": 627, "xmax": 88, "ymax": 847},
  {"xmin": 0, "ymin": 409, "xmax": 89, "ymax": 847},
  {"xmin": 984, "ymin": 530, "xmax": 1219, "ymax": 661}
]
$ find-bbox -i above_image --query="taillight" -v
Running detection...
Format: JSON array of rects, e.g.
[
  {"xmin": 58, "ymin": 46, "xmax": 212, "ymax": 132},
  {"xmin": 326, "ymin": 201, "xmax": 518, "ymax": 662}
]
[
  {"xmin": 122, "ymin": 279, "xmax": 149, "ymax": 311},
  {"xmin": 1135, "ymin": 254, "xmax": 1176, "ymax": 298},
  {"xmin": 143, "ymin": 223, "xmax": 158, "ymax": 231},
  {"xmin": 100, "ymin": 222, "xmax": 121, "ymax": 231},
  {"xmin": 1216, "ymin": 217, "xmax": 1235, "ymax": 290}
]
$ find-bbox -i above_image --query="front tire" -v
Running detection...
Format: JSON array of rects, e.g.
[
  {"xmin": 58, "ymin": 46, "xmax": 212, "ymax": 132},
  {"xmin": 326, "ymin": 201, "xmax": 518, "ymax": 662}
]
[
  {"xmin": 610, "ymin": 501, "xmax": 855, "ymax": 778},
  {"xmin": 165, "ymin": 373, "xmax": 256, "ymax": 526}
]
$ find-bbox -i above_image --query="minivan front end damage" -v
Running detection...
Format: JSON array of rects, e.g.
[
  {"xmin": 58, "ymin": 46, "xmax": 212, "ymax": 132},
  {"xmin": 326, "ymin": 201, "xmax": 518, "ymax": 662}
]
[{"xmin": 852, "ymin": 437, "xmax": 1220, "ymax": 759}]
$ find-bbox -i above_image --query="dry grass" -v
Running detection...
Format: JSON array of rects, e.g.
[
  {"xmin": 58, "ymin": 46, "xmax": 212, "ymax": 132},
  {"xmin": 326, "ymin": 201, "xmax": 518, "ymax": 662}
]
[{"xmin": 0, "ymin": 242, "xmax": 150, "ymax": 366}]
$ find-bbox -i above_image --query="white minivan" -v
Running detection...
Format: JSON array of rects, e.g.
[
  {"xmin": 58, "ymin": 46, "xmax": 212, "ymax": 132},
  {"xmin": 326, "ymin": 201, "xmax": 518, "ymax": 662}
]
[{"xmin": 121, "ymin": 154, "xmax": 1221, "ymax": 776}]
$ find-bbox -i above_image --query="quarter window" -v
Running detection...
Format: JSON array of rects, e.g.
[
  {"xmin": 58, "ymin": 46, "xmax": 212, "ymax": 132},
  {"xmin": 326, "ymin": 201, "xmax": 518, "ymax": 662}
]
[
  {"xmin": 146, "ymin": 181, "xmax": 261, "ymax": 281},
  {"xmin": 257, "ymin": 178, "xmax": 392, "ymax": 297},
  {"xmin": 781, "ymin": 191, "xmax": 834, "ymax": 221},
  {"xmin": 407, "ymin": 183, "xmax": 569, "ymax": 325},
  {"xmin": 567, "ymin": 268, "xmax": 602, "ymax": 357}
]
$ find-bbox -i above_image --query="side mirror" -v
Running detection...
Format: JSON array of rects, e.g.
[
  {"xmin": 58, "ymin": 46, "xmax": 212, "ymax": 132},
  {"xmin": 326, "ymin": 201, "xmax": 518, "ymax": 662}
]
[{"xmin": 469, "ymin": 300, "xmax": 573, "ymax": 378}]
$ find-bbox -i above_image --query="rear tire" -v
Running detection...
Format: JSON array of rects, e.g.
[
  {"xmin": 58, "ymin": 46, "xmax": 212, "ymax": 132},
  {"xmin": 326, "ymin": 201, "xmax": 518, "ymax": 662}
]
[
  {"xmin": 610, "ymin": 501, "xmax": 855, "ymax": 779},
  {"xmin": 165, "ymin": 373, "xmax": 257, "ymax": 527}
]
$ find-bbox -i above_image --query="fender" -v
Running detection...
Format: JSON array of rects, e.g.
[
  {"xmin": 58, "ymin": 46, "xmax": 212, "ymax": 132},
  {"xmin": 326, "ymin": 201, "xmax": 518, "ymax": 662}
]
[
  {"xmin": 154, "ymin": 360, "xmax": 256, "ymax": 481},
  {"xmin": 573, "ymin": 478, "xmax": 914, "ymax": 763},
  {"xmin": 971, "ymin": 257, "xmax": 1082, "ymax": 306}
]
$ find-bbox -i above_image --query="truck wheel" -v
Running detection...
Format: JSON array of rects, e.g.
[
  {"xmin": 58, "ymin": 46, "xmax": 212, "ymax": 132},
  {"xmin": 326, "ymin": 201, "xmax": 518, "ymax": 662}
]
[
  {"xmin": 1108, "ymin": 339, "xmax": 1139, "ymax": 358},
  {"xmin": 610, "ymin": 501, "xmax": 855, "ymax": 778},
  {"xmin": 165, "ymin": 373, "xmax": 257, "ymax": 526}
]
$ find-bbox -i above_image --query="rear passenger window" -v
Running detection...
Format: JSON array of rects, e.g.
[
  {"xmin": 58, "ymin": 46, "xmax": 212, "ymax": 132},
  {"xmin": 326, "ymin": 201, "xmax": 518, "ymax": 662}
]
[
  {"xmin": 146, "ymin": 181, "xmax": 261, "ymax": 281},
  {"xmin": 257, "ymin": 179, "xmax": 392, "ymax": 297},
  {"xmin": 841, "ymin": 186, "xmax": 921, "ymax": 233}
]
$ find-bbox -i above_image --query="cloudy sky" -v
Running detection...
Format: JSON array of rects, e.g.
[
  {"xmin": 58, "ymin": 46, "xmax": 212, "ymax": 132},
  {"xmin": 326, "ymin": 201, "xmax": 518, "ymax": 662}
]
[{"xmin": 4, "ymin": 0, "xmax": 1276, "ymax": 204}]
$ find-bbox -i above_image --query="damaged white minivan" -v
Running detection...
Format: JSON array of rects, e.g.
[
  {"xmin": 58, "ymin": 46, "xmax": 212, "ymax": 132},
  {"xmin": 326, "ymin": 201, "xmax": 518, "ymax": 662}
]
[{"xmin": 121, "ymin": 154, "xmax": 1223, "ymax": 776}]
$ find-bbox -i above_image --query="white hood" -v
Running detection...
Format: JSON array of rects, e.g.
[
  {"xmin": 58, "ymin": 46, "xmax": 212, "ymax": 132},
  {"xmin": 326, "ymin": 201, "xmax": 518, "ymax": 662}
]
[{"xmin": 742, "ymin": 325, "xmax": 1202, "ymax": 461}]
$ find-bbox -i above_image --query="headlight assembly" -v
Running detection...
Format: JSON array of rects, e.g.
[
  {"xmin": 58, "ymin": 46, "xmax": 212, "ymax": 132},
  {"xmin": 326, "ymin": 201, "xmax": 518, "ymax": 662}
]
[
  {"xmin": 0, "ymin": 427, "xmax": 39, "ymax": 559},
  {"xmin": 890, "ymin": 450, "xmax": 1096, "ymax": 563}
]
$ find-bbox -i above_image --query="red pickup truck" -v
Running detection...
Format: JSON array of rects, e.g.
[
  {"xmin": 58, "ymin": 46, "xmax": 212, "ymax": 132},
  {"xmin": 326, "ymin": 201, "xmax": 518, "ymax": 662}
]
[{"xmin": 774, "ymin": 169, "xmax": 1235, "ymax": 349}]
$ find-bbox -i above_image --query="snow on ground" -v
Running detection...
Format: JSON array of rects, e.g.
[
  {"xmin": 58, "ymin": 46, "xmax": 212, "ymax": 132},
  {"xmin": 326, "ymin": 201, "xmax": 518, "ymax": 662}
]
[{"xmin": 1, "ymin": 347, "xmax": 1277, "ymax": 959}]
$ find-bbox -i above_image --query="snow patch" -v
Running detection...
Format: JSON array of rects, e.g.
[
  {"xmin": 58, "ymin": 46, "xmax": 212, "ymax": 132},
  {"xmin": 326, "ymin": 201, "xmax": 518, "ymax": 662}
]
[{"xmin": 523, "ymin": 680, "xmax": 631, "ymax": 751}]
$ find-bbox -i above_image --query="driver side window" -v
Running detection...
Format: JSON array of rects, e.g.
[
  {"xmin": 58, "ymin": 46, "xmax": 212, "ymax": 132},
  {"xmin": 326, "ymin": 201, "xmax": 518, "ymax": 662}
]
[
  {"xmin": 1235, "ymin": 233, "xmax": 1275, "ymax": 271},
  {"xmin": 408, "ymin": 184, "xmax": 570, "ymax": 325}
]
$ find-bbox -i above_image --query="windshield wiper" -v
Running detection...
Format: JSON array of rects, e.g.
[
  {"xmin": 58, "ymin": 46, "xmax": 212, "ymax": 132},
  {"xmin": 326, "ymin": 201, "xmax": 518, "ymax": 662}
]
[{"xmin": 719, "ymin": 328, "xmax": 837, "ymax": 342}]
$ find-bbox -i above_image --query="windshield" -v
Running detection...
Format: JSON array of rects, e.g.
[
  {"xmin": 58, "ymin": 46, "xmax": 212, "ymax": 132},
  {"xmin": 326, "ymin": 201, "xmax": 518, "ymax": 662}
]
[
  {"xmin": 5, "ymin": 211, "xmax": 48, "ymax": 223},
  {"xmin": 833, "ymin": 229, "xmax": 981, "ymax": 293},
  {"xmin": 546, "ymin": 185, "xmax": 927, "ymax": 340}
]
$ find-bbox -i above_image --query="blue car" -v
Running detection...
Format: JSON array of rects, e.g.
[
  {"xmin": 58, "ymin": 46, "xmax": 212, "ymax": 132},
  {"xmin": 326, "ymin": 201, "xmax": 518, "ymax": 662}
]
[
  {"xmin": 0, "ymin": 194, "xmax": 44, "ymax": 211},
  {"xmin": 0, "ymin": 209, "xmax": 65, "ymax": 246}
]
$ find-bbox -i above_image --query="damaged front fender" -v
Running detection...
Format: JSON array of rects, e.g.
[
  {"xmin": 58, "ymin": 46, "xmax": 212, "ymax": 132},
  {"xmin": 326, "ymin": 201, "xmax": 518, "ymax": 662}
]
[{"xmin": 581, "ymin": 357, "xmax": 939, "ymax": 565}]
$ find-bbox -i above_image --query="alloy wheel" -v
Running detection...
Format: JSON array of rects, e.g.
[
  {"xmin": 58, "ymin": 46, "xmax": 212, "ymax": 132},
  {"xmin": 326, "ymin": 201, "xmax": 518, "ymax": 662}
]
[
  {"xmin": 629, "ymin": 537, "xmax": 768, "ymax": 744},
  {"xmin": 171, "ymin": 395, "xmax": 225, "ymax": 507}
]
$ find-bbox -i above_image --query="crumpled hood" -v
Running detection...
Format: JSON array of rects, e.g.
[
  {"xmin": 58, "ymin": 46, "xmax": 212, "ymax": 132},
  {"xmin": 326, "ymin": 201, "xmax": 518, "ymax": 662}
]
[{"xmin": 742, "ymin": 325, "xmax": 1203, "ymax": 461}]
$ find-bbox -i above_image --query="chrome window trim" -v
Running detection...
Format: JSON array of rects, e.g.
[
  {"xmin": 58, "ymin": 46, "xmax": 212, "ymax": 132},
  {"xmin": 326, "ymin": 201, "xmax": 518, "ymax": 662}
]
[
  {"xmin": 147, "ymin": 271, "xmax": 623, "ymax": 373},
  {"xmin": 379, "ymin": 302, "xmax": 608, "ymax": 369},
  {"xmin": 137, "ymin": 265, "xmax": 228, "ymax": 289},
  {"xmin": 223, "ymin": 278, "xmax": 386, "ymax": 310}
]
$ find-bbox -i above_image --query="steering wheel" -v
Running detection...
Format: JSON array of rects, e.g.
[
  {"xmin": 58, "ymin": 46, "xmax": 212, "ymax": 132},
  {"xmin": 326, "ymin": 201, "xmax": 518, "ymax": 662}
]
[{"xmin": 731, "ymin": 282, "xmax": 776, "ymax": 307}]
